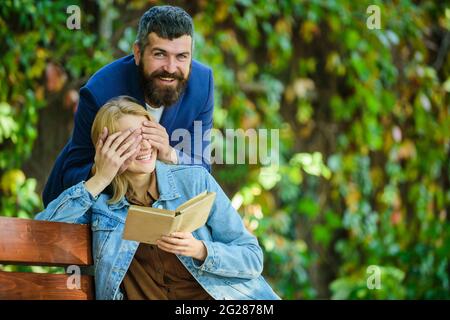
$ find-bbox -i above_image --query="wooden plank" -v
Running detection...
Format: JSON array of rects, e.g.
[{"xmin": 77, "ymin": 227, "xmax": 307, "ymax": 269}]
[
  {"xmin": 0, "ymin": 271, "xmax": 94, "ymax": 300},
  {"xmin": 0, "ymin": 217, "xmax": 93, "ymax": 266}
]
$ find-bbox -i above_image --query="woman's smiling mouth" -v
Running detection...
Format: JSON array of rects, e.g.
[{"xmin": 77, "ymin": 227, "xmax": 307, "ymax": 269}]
[{"xmin": 136, "ymin": 150, "xmax": 153, "ymax": 161}]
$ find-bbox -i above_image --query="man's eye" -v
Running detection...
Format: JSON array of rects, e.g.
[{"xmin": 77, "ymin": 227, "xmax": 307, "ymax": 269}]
[
  {"xmin": 154, "ymin": 52, "xmax": 165, "ymax": 57},
  {"xmin": 177, "ymin": 55, "xmax": 188, "ymax": 60}
]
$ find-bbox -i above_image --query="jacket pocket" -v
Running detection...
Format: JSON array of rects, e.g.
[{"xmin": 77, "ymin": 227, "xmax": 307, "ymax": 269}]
[
  {"xmin": 223, "ymin": 278, "xmax": 257, "ymax": 300},
  {"xmin": 91, "ymin": 215, "xmax": 119, "ymax": 265}
]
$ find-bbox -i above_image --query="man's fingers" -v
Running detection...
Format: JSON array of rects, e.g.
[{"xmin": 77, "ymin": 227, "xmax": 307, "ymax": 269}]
[
  {"xmin": 142, "ymin": 136, "xmax": 166, "ymax": 151},
  {"xmin": 142, "ymin": 126, "xmax": 168, "ymax": 137},
  {"xmin": 147, "ymin": 141, "xmax": 164, "ymax": 153},
  {"xmin": 143, "ymin": 120, "xmax": 163, "ymax": 129},
  {"xmin": 142, "ymin": 134, "xmax": 164, "ymax": 144},
  {"xmin": 139, "ymin": 135, "xmax": 163, "ymax": 149},
  {"xmin": 141, "ymin": 126, "xmax": 163, "ymax": 134}
]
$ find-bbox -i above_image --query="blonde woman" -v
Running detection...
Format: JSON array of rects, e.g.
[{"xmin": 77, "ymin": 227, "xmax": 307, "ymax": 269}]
[{"xmin": 35, "ymin": 96, "xmax": 280, "ymax": 300}]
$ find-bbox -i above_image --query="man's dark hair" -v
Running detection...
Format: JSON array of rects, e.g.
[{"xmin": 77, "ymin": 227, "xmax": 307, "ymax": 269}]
[{"xmin": 136, "ymin": 5, "xmax": 194, "ymax": 49}]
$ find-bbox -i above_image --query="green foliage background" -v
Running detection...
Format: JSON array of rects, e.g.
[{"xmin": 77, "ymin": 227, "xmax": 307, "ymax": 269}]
[{"xmin": 0, "ymin": 0, "xmax": 449, "ymax": 299}]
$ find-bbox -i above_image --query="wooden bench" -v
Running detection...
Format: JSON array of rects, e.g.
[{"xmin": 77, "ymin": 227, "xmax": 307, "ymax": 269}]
[{"xmin": 0, "ymin": 216, "xmax": 94, "ymax": 300}]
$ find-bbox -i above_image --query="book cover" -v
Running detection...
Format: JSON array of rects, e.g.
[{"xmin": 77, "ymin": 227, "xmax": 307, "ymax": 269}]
[{"xmin": 122, "ymin": 191, "xmax": 216, "ymax": 244}]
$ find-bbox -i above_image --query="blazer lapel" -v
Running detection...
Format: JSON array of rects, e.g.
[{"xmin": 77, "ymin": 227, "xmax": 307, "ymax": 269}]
[{"xmin": 128, "ymin": 58, "xmax": 146, "ymax": 106}]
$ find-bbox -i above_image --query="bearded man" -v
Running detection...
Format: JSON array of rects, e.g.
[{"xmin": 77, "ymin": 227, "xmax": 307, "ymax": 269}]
[{"xmin": 43, "ymin": 5, "xmax": 214, "ymax": 207}]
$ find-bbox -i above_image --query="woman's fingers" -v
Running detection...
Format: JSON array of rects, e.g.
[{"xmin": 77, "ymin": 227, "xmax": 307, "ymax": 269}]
[
  {"xmin": 95, "ymin": 127, "xmax": 107, "ymax": 151},
  {"xmin": 157, "ymin": 233, "xmax": 191, "ymax": 253},
  {"xmin": 102, "ymin": 131, "xmax": 123, "ymax": 151},
  {"xmin": 170, "ymin": 232, "xmax": 191, "ymax": 239},
  {"xmin": 121, "ymin": 129, "xmax": 142, "ymax": 155},
  {"xmin": 156, "ymin": 233, "xmax": 205, "ymax": 259},
  {"xmin": 109, "ymin": 129, "xmax": 133, "ymax": 152},
  {"xmin": 120, "ymin": 142, "xmax": 141, "ymax": 161},
  {"xmin": 157, "ymin": 240, "xmax": 186, "ymax": 255},
  {"xmin": 101, "ymin": 127, "xmax": 142, "ymax": 155},
  {"xmin": 160, "ymin": 235, "xmax": 188, "ymax": 246},
  {"xmin": 118, "ymin": 145, "xmax": 141, "ymax": 174},
  {"xmin": 96, "ymin": 136, "xmax": 103, "ymax": 152},
  {"xmin": 120, "ymin": 134, "xmax": 142, "ymax": 161},
  {"xmin": 118, "ymin": 134, "xmax": 141, "ymax": 156},
  {"xmin": 100, "ymin": 127, "xmax": 108, "ymax": 142}
]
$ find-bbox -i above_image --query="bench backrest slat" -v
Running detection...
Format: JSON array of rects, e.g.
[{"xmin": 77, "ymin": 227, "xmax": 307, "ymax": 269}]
[
  {"xmin": 0, "ymin": 271, "xmax": 94, "ymax": 300},
  {"xmin": 0, "ymin": 217, "xmax": 93, "ymax": 266},
  {"xmin": 0, "ymin": 217, "xmax": 95, "ymax": 300}
]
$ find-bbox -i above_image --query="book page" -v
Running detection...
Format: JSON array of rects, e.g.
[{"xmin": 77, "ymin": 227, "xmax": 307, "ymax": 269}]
[
  {"xmin": 123, "ymin": 192, "xmax": 216, "ymax": 244},
  {"xmin": 128, "ymin": 205, "xmax": 176, "ymax": 217},
  {"xmin": 123, "ymin": 209, "xmax": 175, "ymax": 244},
  {"xmin": 175, "ymin": 191, "xmax": 208, "ymax": 213},
  {"xmin": 170, "ymin": 193, "xmax": 216, "ymax": 233}
]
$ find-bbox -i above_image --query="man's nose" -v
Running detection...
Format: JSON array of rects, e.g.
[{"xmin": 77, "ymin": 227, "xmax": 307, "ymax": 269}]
[{"xmin": 162, "ymin": 56, "xmax": 178, "ymax": 74}]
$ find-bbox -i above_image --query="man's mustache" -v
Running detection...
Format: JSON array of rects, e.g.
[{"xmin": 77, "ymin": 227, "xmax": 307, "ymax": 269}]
[{"xmin": 149, "ymin": 69, "xmax": 184, "ymax": 81}]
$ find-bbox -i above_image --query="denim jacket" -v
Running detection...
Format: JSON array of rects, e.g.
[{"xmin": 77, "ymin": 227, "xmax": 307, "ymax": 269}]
[{"xmin": 35, "ymin": 161, "xmax": 280, "ymax": 300}]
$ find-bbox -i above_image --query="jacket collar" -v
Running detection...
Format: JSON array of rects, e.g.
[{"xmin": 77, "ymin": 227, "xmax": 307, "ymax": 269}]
[
  {"xmin": 154, "ymin": 160, "xmax": 180, "ymax": 201},
  {"xmin": 108, "ymin": 161, "xmax": 180, "ymax": 210}
]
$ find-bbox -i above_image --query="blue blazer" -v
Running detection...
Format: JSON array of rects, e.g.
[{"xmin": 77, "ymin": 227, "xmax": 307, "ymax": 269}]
[{"xmin": 43, "ymin": 55, "xmax": 214, "ymax": 207}]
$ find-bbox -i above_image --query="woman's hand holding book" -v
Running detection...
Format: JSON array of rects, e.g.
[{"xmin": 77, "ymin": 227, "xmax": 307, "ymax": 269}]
[{"xmin": 157, "ymin": 232, "xmax": 207, "ymax": 261}]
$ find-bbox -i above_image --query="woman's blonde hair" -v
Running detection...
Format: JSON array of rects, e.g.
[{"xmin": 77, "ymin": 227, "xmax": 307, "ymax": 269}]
[{"xmin": 91, "ymin": 96, "xmax": 153, "ymax": 204}]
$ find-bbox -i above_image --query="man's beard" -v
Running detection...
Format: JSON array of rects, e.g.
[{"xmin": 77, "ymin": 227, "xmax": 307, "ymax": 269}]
[{"xmin": 138, "ymin": 60, "xmax": 190, "ymax": 107}]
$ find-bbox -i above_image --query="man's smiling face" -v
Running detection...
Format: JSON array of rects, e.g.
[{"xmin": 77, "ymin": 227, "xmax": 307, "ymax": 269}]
[{"xmin": 134, "ymin": 32, "xmax": 192, "ymax": 107}]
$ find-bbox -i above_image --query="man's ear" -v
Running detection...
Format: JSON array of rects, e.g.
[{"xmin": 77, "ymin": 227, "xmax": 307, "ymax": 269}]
[{"xmin": 133, "ymin": 42, "xmax": 141, "ymax": 66}]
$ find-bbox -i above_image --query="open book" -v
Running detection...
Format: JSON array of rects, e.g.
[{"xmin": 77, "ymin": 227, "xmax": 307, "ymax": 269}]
[{"xmin": 122, "ymin": 191, "xmax": 216, "ymax": 245}]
